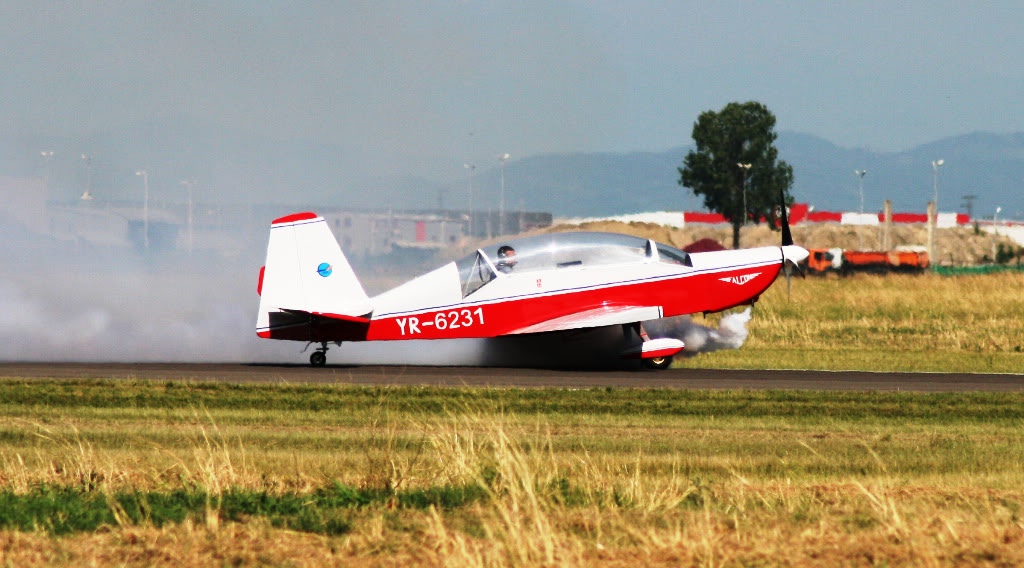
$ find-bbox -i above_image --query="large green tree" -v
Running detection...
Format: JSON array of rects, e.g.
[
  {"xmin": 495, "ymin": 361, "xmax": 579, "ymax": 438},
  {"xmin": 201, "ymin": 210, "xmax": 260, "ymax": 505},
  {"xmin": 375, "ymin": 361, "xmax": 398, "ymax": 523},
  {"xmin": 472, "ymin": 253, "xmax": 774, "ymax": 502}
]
[{"xmin": 678, "ymin": 101, "xmax": 794, "ymax": 249}]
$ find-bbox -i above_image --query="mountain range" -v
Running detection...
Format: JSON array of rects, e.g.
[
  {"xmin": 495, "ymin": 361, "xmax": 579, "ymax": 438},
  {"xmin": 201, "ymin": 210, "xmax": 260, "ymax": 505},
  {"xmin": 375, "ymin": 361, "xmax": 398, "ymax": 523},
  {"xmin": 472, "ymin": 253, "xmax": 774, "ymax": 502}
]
[
  {"xmin": 458, "ymin": 131, "xmax": 1024, "ymax": 220},
  {"xmin": 5, "ymin": 123, "xmax": 1022, "ymax": 221}
]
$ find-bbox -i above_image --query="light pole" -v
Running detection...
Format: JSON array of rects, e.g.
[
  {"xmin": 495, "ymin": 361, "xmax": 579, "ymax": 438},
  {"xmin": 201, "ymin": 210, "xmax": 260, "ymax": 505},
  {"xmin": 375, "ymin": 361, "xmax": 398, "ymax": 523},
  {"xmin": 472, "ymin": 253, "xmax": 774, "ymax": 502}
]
[
  {"xmin": 181, "ymin": 179, "xmax": 197, "ymax": 256},
  {"xmin": 854, "ymin": 169, "xmax": 868, "ymax": 249},
  {"xmin": 737, "ymin": 163, "xmax": 751, "ymax": 224},
  {"xmin": 993, "ymin": 206, "xmax": 1002, "ymax": 262},
  {"xmin": 136, "ymin": 170, "xmax": 149, "ymax": 250},
  {"xmin": 80, "ymin": 154, "xmax": 94, "ymax": 200},
  {"xmin": 464, "ymin": 163, "xmax": 475, "ymax": 237},
  {"xmin": 854, "ymin": 169, "xmax": 867, "ymax": 214},
  {"xmin": 40, "ymin": 151, "xmax": 54, "ymax": 190},
  {"xmin": 932, "ymin": 159, "xmax": 944, "ymax": 211},
  {"xmin": 498, "ymin": 153, "xmax": 510, "ymax": 235}
]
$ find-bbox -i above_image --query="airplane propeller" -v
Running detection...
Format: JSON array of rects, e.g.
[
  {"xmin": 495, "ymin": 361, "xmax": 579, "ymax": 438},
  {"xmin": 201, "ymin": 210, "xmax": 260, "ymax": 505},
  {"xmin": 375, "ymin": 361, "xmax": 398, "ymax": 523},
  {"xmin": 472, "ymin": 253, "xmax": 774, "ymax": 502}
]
[{"xmin": 778, "ymin": 188, "xmax": 808, "ymax": 299}]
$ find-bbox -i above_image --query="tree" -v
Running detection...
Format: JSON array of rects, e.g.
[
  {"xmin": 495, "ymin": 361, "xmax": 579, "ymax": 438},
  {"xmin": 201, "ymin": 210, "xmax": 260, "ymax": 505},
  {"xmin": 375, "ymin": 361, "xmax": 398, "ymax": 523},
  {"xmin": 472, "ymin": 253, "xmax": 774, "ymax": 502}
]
[{"xmin": 678, "ymin": 101, "xmax": 794, "ymax": 249}]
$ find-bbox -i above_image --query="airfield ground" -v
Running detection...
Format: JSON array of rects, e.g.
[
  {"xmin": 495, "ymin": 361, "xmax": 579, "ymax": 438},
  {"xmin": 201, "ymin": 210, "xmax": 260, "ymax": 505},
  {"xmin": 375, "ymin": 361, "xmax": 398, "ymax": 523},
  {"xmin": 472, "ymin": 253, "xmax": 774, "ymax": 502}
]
[
  {"xmin": 0, "ymin": 271, "xmax": 1022, "ymax": 565},
  {"xmin": 1, "ymin": 379, "xmax": 1023, "ymax": 566}
]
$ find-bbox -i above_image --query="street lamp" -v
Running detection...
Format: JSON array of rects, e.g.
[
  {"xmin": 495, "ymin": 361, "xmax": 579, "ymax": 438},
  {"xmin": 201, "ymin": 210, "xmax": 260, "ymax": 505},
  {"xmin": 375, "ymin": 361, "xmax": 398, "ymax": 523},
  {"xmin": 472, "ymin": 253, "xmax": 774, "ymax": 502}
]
[
  {"xmin": 80, "ymin": 154, "xmax": 94, "ymax": 200},
  {"xmin": 854, "ymin": 169, "xmax": 867, "ymax": 214},
  {"xmin": 136, "ymin": 170, "xmax": 149, "ymax": 250},
  {"xmin": 932, "ymin": 159, "xmax": 944, "ymax": 210},
  {"xmin": 993, "ymin": 206, "xmax": 1003, "ymax": 262},
  {"xmin": 40, "ymin": 151, "xmax": 54, "ymax": 190},
  {"xmin": 737, "ymin": 163, "xmax": 752, "ymax": 224},
  {"xmin": 464, "ymin": 163, "xmax": 475, "ymax": 237},
  {"xmin": 498, "ymin": 153, "xmax": 510, "ymax": 235}
]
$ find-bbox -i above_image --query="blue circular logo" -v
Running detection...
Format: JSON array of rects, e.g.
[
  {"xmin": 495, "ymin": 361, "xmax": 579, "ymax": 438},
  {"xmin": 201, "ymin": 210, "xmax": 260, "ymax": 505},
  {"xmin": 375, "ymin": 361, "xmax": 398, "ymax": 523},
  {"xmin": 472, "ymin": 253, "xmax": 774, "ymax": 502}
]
[{"xmin": 316, "ymin": 262, "xmax": 333, "ymax": 277}]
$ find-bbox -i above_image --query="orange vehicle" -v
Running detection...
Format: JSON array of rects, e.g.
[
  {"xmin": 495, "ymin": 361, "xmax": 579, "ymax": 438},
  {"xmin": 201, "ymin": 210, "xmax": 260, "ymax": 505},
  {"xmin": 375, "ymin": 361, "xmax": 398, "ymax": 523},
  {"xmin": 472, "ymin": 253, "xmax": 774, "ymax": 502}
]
[{"xmin": 803, "ymin": 248, "xmax": 929, "ymax": 275}]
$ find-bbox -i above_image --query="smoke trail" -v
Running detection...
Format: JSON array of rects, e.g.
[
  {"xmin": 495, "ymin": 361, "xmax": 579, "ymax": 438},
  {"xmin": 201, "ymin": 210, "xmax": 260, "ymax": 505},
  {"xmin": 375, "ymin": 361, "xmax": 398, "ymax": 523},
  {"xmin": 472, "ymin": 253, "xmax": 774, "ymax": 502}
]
[
  {"xmin": 644, "ymin": 308, "xmax": 752, "ymax": 355},
  {"xmin": 0, "ymin": 263, "xmax": 295, "ymax": 363}
]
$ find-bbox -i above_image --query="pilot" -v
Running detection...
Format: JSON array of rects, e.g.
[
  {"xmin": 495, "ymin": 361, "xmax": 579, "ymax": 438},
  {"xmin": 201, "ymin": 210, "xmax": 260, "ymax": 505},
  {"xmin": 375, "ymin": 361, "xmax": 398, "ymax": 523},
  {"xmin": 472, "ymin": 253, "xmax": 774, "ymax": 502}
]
[{"xmin": 496, "ymin": 245, "xmax": 517, "ymax": 273}]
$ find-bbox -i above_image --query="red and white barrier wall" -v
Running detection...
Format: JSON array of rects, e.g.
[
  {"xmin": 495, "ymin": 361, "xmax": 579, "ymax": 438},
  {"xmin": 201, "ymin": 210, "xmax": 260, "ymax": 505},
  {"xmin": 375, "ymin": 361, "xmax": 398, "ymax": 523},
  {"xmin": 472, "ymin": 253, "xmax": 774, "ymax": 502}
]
[{"xmin": 682, "ymin": 204, "xmax": 971, "ymax": 229}]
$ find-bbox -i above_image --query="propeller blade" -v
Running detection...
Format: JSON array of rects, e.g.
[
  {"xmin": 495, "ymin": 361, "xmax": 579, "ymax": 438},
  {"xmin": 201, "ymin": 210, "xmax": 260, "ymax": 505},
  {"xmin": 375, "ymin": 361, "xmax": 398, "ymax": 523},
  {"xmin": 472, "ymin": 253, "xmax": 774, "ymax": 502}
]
[
  {"xmin": 779, "ymin": 188, "xmax": 793, "ymax": 247},
  {"xmin": 786, "ymin": 258, "xmax": 806, "ymax": 279}
]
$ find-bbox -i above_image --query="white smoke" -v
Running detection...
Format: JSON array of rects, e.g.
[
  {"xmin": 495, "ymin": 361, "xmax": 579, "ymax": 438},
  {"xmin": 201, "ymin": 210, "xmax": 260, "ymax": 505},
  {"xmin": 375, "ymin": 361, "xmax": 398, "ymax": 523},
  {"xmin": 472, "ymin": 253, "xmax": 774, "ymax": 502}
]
[
  {"xmin": 644, "ymin": 307, "xmax": 752, "ymax": 355},
  {"xmin": 0, "ymin": 264, "xmax": 295, "ymax": 363}
]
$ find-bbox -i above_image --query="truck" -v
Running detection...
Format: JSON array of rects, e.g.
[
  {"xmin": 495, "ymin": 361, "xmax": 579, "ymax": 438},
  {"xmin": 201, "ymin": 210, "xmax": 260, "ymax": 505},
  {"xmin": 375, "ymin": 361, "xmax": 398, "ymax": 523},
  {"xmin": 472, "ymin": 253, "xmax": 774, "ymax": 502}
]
[{"xmin": 803, "ymin": 247, "xmax": 929, "ymax": 275}]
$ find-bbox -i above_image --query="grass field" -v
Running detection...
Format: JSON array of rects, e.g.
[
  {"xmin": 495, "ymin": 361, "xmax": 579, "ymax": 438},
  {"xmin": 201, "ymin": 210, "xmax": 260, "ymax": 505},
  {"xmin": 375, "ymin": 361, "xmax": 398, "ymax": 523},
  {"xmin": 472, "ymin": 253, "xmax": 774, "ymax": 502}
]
[
  {"xmin": 680, "ymin": 271, "xmax": 1024, "ymax": 374},
  {"xmin": 1, "ymin": 272, "xmax": 1023, "ymax": 566}
]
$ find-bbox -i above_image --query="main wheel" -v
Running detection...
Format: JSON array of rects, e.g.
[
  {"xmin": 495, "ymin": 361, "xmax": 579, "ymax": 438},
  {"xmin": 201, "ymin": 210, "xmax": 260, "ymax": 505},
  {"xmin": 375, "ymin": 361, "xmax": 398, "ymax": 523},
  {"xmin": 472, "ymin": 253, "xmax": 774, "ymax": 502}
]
[
  {"xmin": 642, "ymin": 355, "xmax": 673, "ymax": 370},
  {"xmin": 310, "ymin": 351, "xmax": 327, "ymax": 367}
]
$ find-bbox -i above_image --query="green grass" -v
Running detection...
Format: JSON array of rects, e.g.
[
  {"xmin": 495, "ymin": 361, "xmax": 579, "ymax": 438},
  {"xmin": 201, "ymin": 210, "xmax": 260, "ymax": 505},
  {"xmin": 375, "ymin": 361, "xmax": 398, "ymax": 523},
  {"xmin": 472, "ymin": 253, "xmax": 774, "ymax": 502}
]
[
  {"xmin": 0, "ymin": 482, "xmax": 491, "ymax": 535},
  {"xmin": 3, "ymin": 380, "xmax": 1024, "ymax": 421}
]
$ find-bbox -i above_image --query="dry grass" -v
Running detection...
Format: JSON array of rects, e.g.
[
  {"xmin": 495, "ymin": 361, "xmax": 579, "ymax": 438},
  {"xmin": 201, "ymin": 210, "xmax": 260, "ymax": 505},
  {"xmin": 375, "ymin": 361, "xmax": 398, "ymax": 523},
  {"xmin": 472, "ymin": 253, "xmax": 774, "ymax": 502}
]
[
  {"xmin": 749, "ymin": 271, "xmax": 1024, "ymax": 352},
  {"xmin": 3, "ymin": 387, "xmax": 1024, "ymax": 566}
]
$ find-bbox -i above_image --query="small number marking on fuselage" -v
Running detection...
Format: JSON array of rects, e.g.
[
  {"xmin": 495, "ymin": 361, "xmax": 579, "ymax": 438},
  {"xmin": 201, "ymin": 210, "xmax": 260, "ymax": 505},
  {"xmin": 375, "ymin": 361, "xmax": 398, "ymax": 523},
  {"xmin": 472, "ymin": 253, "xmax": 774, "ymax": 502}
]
[{"xmin": 396, "ymin": 307, "xmax": 485, "ymax": 336}]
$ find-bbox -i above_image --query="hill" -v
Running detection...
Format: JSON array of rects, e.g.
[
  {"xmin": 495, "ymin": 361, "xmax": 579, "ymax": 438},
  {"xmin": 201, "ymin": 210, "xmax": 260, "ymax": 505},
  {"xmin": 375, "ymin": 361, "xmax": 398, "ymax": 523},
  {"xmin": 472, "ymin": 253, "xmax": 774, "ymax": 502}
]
[
  {"xmin": 5, "ymin": 121, "xmax": 1022, "ymax": 221},
  {"xmin": 457, "ymin": 132, "xmax": 1024, "ymax": 220}
]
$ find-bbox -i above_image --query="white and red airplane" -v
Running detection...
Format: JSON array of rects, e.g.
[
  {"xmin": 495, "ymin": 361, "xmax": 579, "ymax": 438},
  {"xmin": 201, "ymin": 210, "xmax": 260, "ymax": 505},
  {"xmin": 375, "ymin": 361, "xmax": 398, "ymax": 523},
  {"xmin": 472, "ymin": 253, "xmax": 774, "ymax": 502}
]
[{"xmin": 256, "ymin": 201, "xmax": 808, "ymax": 369}]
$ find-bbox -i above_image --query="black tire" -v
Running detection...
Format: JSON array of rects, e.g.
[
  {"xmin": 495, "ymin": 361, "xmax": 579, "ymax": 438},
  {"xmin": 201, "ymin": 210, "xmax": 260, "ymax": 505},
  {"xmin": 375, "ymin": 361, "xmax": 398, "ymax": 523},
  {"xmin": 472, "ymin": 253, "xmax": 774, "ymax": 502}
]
[
  {"xmin": 310, "ymin": 351, "xmax": 327, "ymax": 367},
  {"xmin": 642, "ymin": 355, "xmax": 673, "ymax": 370}
]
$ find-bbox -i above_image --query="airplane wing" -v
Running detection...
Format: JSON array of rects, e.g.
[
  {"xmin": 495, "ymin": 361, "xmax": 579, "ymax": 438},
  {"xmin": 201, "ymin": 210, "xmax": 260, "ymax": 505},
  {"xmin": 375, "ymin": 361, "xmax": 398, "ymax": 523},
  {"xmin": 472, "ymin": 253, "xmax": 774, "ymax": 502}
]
[{"xmin": 507, "ymin": 305, "xmax": 663, "ymax": 335}]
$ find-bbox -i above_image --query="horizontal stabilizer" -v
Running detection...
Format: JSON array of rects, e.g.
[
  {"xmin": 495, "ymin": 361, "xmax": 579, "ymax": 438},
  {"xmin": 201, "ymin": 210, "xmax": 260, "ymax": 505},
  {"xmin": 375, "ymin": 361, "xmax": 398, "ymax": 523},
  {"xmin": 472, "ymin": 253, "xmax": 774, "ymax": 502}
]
[
  {"xmin": 281, "ymin": 309, "xmax": 370, "ymax": 324},
  {"xmin": 258, "ymin": 308, "xmax": 370, "ymax": 341}
]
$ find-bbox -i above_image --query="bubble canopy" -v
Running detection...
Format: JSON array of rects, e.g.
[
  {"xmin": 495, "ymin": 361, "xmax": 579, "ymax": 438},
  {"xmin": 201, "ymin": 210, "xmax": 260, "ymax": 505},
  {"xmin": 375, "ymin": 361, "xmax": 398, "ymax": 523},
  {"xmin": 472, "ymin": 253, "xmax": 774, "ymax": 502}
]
[{"xmin": 455, "ymin": 232, "xmax": 692, "ymax": 297}]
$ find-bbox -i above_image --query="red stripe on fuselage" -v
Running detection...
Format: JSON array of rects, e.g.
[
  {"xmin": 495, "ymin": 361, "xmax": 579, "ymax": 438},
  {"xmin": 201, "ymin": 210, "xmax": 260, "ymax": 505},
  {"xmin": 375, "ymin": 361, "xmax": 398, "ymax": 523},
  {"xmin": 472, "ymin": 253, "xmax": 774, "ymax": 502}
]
[{"xmin": 362, "ymin": 262, "xmax": 781, "ymax": 341}]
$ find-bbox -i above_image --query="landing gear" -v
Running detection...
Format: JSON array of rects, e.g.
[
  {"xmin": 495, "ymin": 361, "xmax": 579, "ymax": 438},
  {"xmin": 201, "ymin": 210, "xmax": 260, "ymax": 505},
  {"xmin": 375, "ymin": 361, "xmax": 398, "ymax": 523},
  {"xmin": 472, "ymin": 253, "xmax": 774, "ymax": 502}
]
[
  {"xmin": 626, "ymin": 322, "xmax": 681, "ymax": 371},
  {"xmin": 309, "ymin": 342, "xmax": 330, "ymax": 367},
  {"xmin": 643, "ymin": 355, "xmax": 673, "ymax": 370}
]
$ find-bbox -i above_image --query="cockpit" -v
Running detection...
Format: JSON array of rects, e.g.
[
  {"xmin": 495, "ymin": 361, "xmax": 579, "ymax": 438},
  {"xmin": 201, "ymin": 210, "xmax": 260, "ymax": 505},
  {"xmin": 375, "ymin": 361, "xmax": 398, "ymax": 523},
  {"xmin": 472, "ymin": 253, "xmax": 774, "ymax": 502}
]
[{"xmin": 455, "ymin": 232, "xmax": 692, "ymax": 297}]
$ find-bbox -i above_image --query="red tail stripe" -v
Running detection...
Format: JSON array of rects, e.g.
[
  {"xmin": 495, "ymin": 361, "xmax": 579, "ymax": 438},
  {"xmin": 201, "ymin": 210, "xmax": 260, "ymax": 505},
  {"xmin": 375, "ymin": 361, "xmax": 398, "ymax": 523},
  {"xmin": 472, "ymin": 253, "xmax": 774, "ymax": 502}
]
[{"xmin": 272, "ymin": 212, "xmax": 318, "ymax": 225}]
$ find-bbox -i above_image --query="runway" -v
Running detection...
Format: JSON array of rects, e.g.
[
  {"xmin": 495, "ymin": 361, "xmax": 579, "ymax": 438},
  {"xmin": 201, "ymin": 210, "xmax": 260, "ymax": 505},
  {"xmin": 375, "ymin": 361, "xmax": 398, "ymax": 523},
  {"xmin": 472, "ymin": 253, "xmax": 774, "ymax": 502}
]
[{"xmin": 1, "ymin": 363, "xmax": 1023, "ymax": 392}]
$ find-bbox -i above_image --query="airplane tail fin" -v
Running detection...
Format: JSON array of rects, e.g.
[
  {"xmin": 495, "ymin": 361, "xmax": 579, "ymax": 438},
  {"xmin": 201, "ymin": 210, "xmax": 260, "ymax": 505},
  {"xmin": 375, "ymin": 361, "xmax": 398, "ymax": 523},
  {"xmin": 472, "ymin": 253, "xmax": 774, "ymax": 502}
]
[{"xmin": 256, "ymin": 212, "xmax": 372, "ymax": 340}]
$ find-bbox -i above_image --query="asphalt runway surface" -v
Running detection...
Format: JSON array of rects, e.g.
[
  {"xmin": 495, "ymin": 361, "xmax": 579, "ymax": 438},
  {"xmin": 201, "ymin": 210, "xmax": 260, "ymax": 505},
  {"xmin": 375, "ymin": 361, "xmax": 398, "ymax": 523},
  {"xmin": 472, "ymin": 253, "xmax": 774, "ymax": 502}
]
[{"xmin": 1, "ymin": 363, "xmax": 1023, "ymax": 392}]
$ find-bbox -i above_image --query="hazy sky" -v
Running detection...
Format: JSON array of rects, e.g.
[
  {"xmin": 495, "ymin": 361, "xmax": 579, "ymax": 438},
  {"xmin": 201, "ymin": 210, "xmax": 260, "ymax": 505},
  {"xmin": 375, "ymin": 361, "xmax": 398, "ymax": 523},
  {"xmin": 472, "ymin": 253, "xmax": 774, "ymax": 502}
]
[{"xmin": 4, "ymin": 1, "xmax": 1023, "ymax": 182}]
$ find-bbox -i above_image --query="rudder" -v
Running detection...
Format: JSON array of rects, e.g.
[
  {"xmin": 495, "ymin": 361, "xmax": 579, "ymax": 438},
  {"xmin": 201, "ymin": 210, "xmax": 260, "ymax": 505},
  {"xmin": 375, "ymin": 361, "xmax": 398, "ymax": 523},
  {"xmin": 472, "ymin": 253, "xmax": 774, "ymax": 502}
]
[{"xmin": 257, "ymin": 212, "xmax": 372, "ymax": 339}]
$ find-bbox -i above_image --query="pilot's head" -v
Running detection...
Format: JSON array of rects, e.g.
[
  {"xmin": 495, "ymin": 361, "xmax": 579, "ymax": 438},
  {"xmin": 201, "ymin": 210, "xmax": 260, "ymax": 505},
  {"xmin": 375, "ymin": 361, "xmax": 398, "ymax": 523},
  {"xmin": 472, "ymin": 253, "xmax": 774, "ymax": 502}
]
[{"xmin": 497, "ymin": 245, "xmax": 517, "ymax": 272}]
